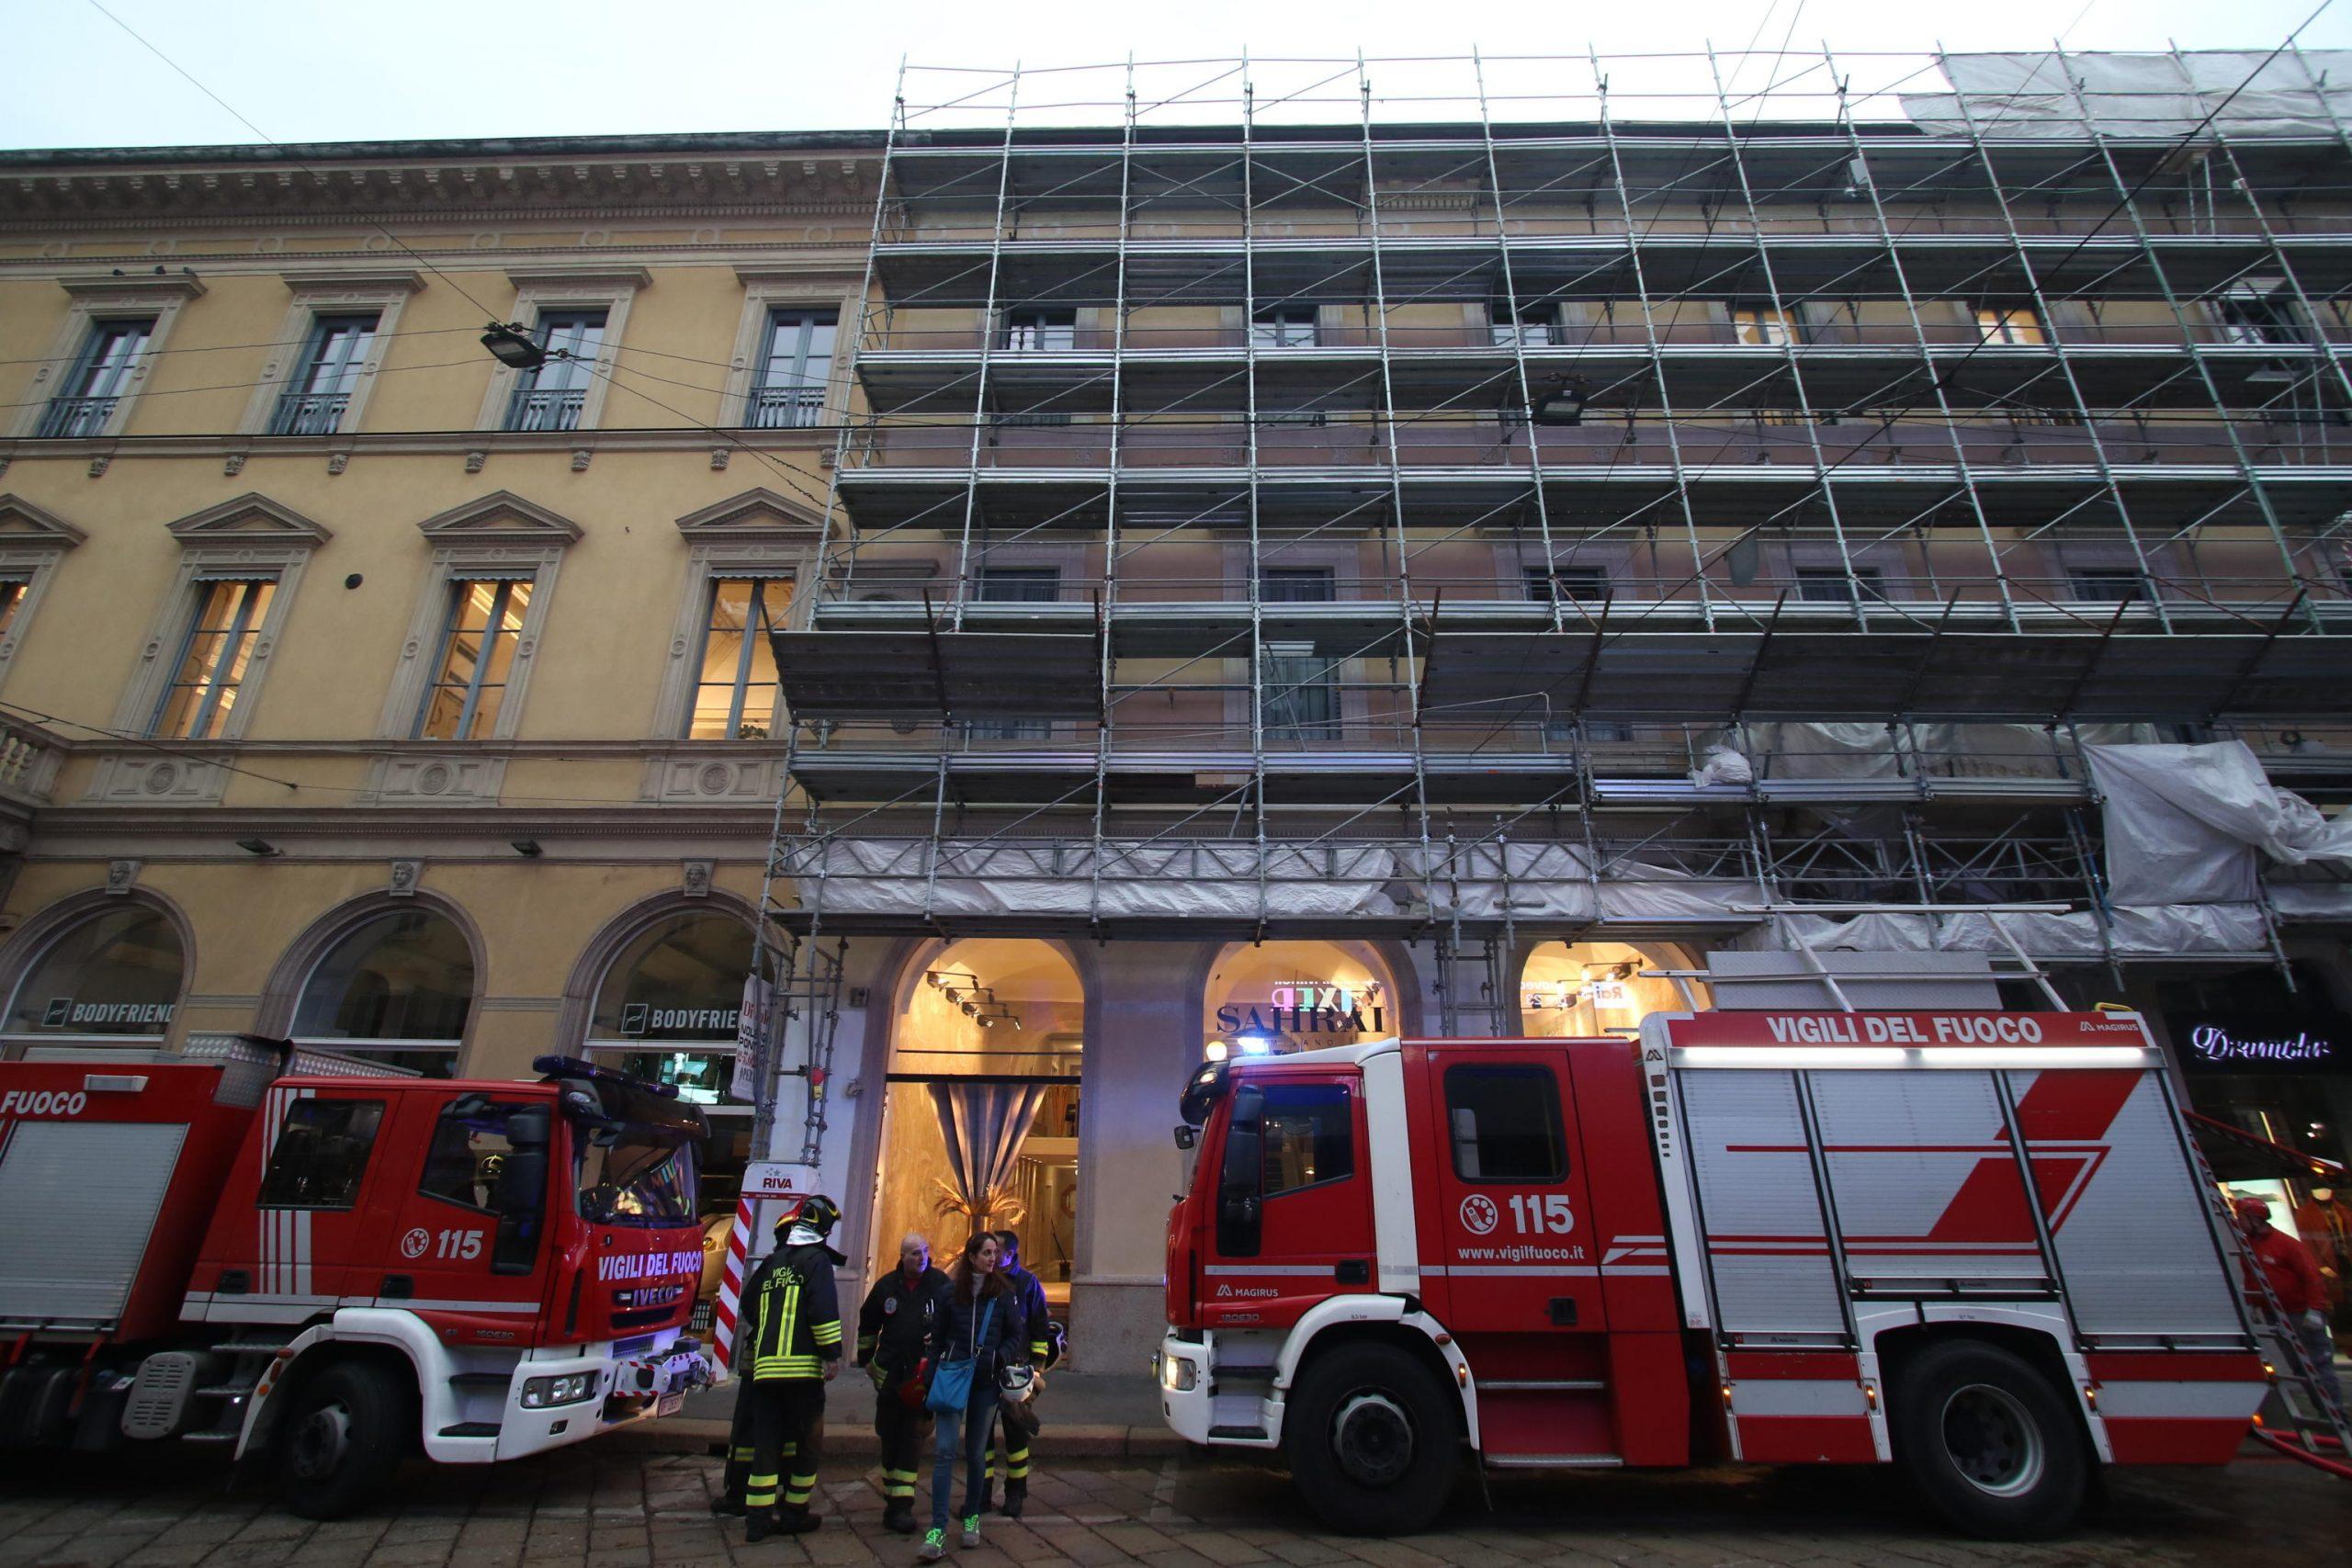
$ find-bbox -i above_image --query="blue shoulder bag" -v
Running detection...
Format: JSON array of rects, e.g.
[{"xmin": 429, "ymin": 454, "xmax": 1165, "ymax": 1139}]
[{"xmin": 925, "ymin": 1298, "xmax": 995, "ymax": 1416}]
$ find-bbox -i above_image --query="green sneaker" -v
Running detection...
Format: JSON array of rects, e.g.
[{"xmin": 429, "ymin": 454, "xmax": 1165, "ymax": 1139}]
[
  {"xmin": 960, "ymin": 1515, "xmax": 981, "ymax": 1548},
  {"xmin": 919, "ymin": 1528, "xmax": 946, "ymax": 1562}
]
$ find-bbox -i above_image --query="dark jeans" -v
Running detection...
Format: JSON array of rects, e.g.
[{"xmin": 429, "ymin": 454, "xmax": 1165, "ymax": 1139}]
[{"xmin": 930, "ymin": 1389, "xmax": 1000, "ymax": 1530}]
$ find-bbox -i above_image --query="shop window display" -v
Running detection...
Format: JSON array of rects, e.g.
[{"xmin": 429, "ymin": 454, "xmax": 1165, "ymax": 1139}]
[
  {"xmin": 1519, "ymin": 941, "xmax": 1690, "ymax": 1038},
  {"xmin": 872, "ymin": 940, "xmax": 1083, "ymax": 1331}
]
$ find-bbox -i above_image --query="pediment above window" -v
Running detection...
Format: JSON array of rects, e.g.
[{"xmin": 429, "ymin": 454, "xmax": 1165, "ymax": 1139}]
[
  {"xmin": 416, "ymin": 491, "xmax": 583, "ymax": 546},
  {"xmin": 673, "ymin": 487, "xmax": 826, "ymax": 543},
  {"xmin": 56, "ymin": 270, "xmax": 205, "ymax": 302},
  {"xmin": 0, "ymin": 494, "xmax": 87, "ymax": 547},
  {"xmin": 164, "ymin": 492, "xmax": 332, "ymax": 546}
]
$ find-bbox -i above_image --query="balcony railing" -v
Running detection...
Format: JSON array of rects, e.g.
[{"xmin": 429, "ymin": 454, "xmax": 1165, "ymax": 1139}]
[
  {"xmin": 0, "ymin": 717, "xmax": 65, "ymax": 807},
  {"xmin": 746, "ymin": 385, "xmax": 825, "ymax": 429},
  {"xmin": 268, "ymin": 391, "xmax": 350, "ymax": 436},
  {"xmin": 505, "ymin": 386, "xmax": 586, "ymax": 433},
  {"xmin": 34, "ymin": 396, "xmax": 119, "ymax": 438}
]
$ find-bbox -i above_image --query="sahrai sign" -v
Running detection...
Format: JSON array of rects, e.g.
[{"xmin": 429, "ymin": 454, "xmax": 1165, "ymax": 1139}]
[{"xmin": 2178, "ymin": 1020, "xmax": 2346, "ymax": 1074}]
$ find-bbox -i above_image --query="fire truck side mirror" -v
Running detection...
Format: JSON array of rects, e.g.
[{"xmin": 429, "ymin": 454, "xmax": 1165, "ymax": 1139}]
[
  {"xmin": 1216, "ymin": 1085, "xmax": 1265, "ymax": 1258},
  {"xmin": 1173, "ymin": 1125, "xmax": 1198, "ymax": 1151}
]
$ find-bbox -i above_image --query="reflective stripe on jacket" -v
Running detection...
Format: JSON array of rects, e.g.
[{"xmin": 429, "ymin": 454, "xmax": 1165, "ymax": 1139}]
[{"xmin": 741, "ymin": 1243, "xmax": 843, "ymax": 1381}]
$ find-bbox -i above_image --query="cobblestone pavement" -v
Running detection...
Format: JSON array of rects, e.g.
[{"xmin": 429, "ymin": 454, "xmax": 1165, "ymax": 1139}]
[{"xmin": 3, "ymin": 1443, "xmax": 2346, "ymax": 1568}]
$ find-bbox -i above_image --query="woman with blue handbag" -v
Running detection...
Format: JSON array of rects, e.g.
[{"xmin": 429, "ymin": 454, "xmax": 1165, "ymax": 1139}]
[{"xmin": 918, "ymin": 1231, "xmax": 1025, "ymax": 1561}]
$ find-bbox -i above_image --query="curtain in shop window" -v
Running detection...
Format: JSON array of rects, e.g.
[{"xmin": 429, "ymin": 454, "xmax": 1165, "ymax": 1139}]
[{"xmin": 929, "ymin": 1081, "xmax": 1049, "ymax": 1230}]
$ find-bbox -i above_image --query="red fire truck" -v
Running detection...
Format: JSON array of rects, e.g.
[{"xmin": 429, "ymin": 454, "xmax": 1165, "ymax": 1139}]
[
  {"xmin": 0, "ymin": 1037, "xmax": 714, "ymax": 1517},
  {"xmin": 1160, "ymin": 1007, "xmax": 2267, "ymax": 1539}
]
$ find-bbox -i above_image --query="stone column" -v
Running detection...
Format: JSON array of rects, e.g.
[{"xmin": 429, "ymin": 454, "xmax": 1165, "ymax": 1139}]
[{"xmin": 1070, "ymin": 940, "xmax": 1204, "ymax": 1374}]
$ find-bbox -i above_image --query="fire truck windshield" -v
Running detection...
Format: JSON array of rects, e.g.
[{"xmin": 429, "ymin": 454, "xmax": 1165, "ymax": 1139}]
[{"xmin": 575, "ymin": 1131, "xmax": 697, "ymax": 1227}]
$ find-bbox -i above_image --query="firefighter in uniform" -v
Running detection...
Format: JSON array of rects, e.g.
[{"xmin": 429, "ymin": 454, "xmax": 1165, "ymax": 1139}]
[
  {"xmin": 986, "ymin": 1229, "xmax": 1055, "ymax": 1519},
  {"xmin": 854, "ymin": 1232, "xmax": 951, "ymax": 1533},
  {"xmin": 735, "ymin": 1195, "xmax": 846, "ymax": 1540}
]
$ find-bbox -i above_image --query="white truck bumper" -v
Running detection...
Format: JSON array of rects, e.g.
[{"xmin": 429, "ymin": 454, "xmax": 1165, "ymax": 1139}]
[{"xmin": 492, "ymin": 1333, "xmax": 715, "ymax": 1461}]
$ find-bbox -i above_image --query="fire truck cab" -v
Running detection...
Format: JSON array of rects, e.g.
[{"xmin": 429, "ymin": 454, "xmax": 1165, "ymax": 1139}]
[
  {"xmin": 0, "ymin": 1038, "xmax": 713, "ymax": 1517},
  {"xmin": 1160, "ymin": 994, "xmax": 2265, "ymax": 1539}
]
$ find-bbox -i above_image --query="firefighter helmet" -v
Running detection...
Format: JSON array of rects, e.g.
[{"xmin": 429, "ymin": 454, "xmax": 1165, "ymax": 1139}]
[{"xmin": 774, "ymin": 1192, "xmax": 848, "ymax": 1263}]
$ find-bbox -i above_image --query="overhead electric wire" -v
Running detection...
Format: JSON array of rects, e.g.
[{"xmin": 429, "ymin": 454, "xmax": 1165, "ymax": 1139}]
[{"xmin": 82, "ymin": 0, "xmax": 504, "ymax": 324}]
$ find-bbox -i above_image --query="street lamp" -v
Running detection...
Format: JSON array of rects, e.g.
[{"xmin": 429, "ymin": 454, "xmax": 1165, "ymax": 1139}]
[{"xmin": 481, "ymin": 322, "xmax": 548, "ymax": 371}]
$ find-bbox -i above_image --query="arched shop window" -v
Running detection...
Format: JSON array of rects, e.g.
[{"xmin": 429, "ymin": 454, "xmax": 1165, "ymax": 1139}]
[
  {"xmin": 584, "ymin": 912, "xmax": 757, "ymax": 1286},
  {"xmin": 584, "ymin": 913, "xmax": 755, "ymax": 1109},
  {"xmin": 1518, "ymin": 940, "xmax": 1691, "ymax": 1038},
  {"xmin": 873, "ymin": 939, "xmax": 1085, "ymax": 1313},
  {"xmin": 291, "ymin": 909, "xmax": 473, "ymax": 1077},
  {"xmin": 2, "ymin": 905, "xmax": 185, "ymax": 1054}
]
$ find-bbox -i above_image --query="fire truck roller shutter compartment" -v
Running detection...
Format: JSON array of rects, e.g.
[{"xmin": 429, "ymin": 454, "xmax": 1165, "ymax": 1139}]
[
  {"xmin": 0, "ymin": 1120, "xmax": 187, "ymax": 1328},
  {"xmin": 1679, "ymin": 1072, "xmax": 1845, "ymax": 1337}
]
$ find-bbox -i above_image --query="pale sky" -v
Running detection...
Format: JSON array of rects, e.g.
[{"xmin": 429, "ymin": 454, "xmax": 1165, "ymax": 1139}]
[{"xmin": 2, "ymin": 0, "xmax": 2348, "ymax": 152}]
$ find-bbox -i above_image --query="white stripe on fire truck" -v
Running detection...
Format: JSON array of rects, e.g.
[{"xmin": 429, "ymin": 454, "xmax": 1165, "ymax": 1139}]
[
  {"xmin": 1417, "ymin": 1264, "xmax": 1672, "ymax": 1278},
  {"xmin": 182, "ymin": 1291, "xmax": 540, "ymax": 1316},
  {"xmin": 291, "ymin": 1089, "xmax": 314, "ymax": 1297},
  {"xmin": 2093, "ymin": 1382, "xmax": 2269, "ymax": 1419},
  {"xmin": 1201, "ymin": 1265, "xmax": 1346, "ymax": 1277},
  {"xmin": 1724, "ymin": 1380, "xmax": 1869, "ymax": 1417}
]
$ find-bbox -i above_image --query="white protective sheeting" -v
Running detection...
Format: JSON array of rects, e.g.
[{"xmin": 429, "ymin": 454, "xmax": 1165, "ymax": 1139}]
[
  {"xmin": 2085, "ymin": 742, "xmax": 2352, "ymax": 906},
  {"xmin": 796, "ymin": 838, "xmax": 1398, "ymax": 919},
  {"xmin": 1736, "ymin": 722, "xmax": 2160, "ymax": 784},
  {"xmin": 1904, "ymin": 50, "xmax": 2352, "ymax": 139},
  {"xmin": 2267, "ymin": 883, "xmax": 2352, "ymax": 919},
  {"xmin": 1736, "ymin": 904, "xmax": 2269, "ymax": 960}
]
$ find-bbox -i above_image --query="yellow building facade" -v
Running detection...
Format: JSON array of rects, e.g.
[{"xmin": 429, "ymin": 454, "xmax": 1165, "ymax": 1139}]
[{"xmin": 0, "ymin": 136, "xmax": 882, "ymax": 1200}]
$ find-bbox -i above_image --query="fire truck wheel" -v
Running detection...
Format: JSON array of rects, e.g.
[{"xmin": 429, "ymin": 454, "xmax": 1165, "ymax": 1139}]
[
  {"xmin": 278, "ymin": 1361, "xmax": 413, "ymax": 1519},
  {"xmin": 1891, "ymin": 1340, "xmax": 2086, "ymax": 1540},
  {"xmin": 1284, "ymin": 1342, "xmax": 1459, "ymax": 1535}
]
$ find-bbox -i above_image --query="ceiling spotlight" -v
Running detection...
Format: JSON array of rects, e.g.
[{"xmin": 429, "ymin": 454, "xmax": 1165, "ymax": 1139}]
[
  {"xmin": 235, "ymin": 837, "xmax": 279, "ymax": 857},
  {"xmin": 511, "ymin": 839, "xmax": 543, "ymax": 857},
  {"xmin": 481, "ymin": 321, "xmax": 548, "ymax": 370}
]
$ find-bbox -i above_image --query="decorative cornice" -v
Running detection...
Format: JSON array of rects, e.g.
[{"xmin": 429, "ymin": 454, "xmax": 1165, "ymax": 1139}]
[
  {"xmin": 3, "ymin": 152, "xmax": 884, "ymax": 227},
  {"xmin": 416, "ymin": 489, "xmax": 582, "ymax": 544},
  {"xmin": 0, "ymin": 426, "xmax": 836, "ymax": 463},
  {"xmin": 736, "ymin": 262, "xmax": 867, "ymax": 287},
  {"xmin": 0, "ymin": 493, "xmax": 86, "ymax": 547},
  {"xmin": 674, "ymin": 486, "xmax": 827, "ymax": 540},
  {"xmin": 505, "ymin": 264, "xmax": 654, "ymax": 290},
  {"xmin": 56, "ymin": 268, "xmax": 205, "ymax": 299},
  {"xmin": 277, "ymin": 267, "xmax": 424, "ymax": 294},
  {"xmin": 164, "ymin": 491, "xmax": 334, "ymax": 546}
]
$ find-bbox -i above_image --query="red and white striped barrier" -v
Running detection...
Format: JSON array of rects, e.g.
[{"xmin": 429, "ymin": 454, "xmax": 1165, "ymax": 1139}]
[{"xmin": 711, "ymin": 1195, "xmax": 753, "ymax": 1379}]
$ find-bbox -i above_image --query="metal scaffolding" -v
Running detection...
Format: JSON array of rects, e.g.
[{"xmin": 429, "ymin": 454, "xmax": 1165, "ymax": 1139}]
[{"xmin": 763, "ymin": 46, "xmax": 2352, "ymax": 973}]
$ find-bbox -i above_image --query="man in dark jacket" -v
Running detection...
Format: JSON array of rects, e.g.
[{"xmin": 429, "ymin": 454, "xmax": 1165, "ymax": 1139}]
[
  {"xmin": 987, "ymin": 1229, "xmax": 1053, "ymax": 1519},
  {"xmin": 735, "ymin": 1195, "xmax": 846, "ymax": 1540},
  {"xmin": 855, "ymin": 1232, "xmax": 950, "ymax": 1533}
]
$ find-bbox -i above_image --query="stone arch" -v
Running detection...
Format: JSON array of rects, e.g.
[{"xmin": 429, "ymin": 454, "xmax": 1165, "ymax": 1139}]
[{"xmin": 0, "ymin": 886, "xmax": 195, "ymax": 1052}]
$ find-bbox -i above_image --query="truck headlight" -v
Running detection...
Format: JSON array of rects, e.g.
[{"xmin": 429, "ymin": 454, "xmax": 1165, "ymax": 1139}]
[
  {"xmin": 520, "ymin": 1372, "xmax": 599, "ymax": 1408},
  {"xmin": 1159, "ymin": 1353, "xmax": 1198, "ymax": 1393}
]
